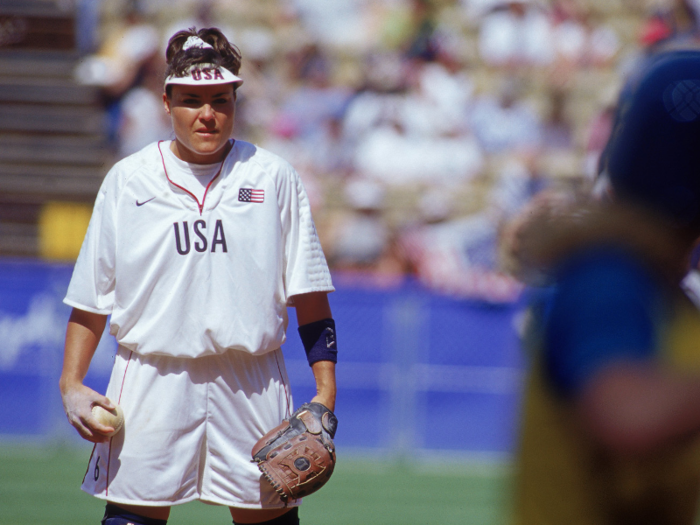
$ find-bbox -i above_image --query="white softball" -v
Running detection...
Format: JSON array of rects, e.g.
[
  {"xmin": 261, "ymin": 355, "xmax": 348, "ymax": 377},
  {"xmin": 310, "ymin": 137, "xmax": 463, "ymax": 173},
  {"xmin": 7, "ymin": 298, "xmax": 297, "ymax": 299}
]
[{"xmin": 92, "ymin": 403, "xmax": 124, "ymax": 437}]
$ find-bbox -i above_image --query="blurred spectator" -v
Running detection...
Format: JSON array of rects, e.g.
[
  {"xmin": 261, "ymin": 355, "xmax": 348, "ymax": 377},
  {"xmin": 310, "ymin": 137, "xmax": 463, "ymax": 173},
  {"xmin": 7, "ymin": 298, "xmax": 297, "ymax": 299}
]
[
  {"xmin": 583, "ymin": 13, "xmax": 621, "ymax": 68},
  {"xmin": 305, "ymin": 115, "xmax": 356, "ymax": 178},
  {"xmin": 640, "ymin": 10, "xmax": 675, "ymax": 47},
  {"xmin": 401, "ymin": 50, "xmax": 475, "ymax": 138},
  {"xmin": 402, "ymin": 0, "xmax": 440, "ymax": 61},
  {"xmin": 460, "ymin": 0, "xmax": 505, "ymax": 22},
  {"xmin": 348, "ymin": 38, "xmax": 484, "ymax": 186},
  {"xmin": 549, "ymin": 0, "xmax": 587, "ymax": 66},
  {"xmin": 665, "ymin": 0, "xmax": 700, "ymax": 34},
  {"xmin": 258, "ymin": 120, "xmax": 326, "ymax": 212},
  {"xmin": 74, "ymin": 1, "xmax": 161, "ymax": 150},
  {"xmin": 325, "ymin": 178, "xmax": 391, "ymax": 271},
  {"xmin": 273, "ymin": 42, "xmax": 353, "ymax": 138},
  {"xmin": 262, "ymin": 39, "xmax": 354, "ymax": 184},
  {"xmin": 477, "ymin": 0, "xmax": 554, "ymax": 68},
  {"xmin": 549, "ymin": 1, "xmax": 620, "ymax": 69},
  {"xmin": 341, "ymin": 51, "xmax": 407, "ymax": 144},
  {"xmin": 354, "ymin": 114, "xmax": 484, "ymax": 186},
  {"xmin": 232, "ymin": 26, "xmax": 281, "ymax": 142},
  {"xmin": 540, "ymin": 88, "xmax": 574, "ymax": 152},
  {"xmin": 116, "ymin": 54, "xmax": 171, "ymax": 157},
  {"xmin": 396, "ymin": 188, "xmax": 523, "ymax": 302},
  {"xmin": 289, "ymin": 0, "xmax": 377, "ymax": 52},
  {"xmin": 490, "ymin": 157, "xmax": 549, "ymax": 220},
  {"xmin": 162, "ymin": 0, "xmax": 236, "ymax": 50},
  {"xmin": 470, "ymin": 77, "xmax": 542, "ymax": 154}
]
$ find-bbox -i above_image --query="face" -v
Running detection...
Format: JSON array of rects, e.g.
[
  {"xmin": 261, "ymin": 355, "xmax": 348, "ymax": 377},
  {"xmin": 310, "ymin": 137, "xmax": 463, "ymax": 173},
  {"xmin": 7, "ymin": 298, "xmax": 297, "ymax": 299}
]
[{"xmin": 163, "ymin": 83, "xmax": 236, "ymax": 164}]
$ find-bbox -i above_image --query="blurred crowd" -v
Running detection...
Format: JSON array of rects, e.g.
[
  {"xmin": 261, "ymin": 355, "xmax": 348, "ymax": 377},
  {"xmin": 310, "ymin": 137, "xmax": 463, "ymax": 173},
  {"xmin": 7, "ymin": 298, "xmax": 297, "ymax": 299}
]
[{"xmin": 73, "ymin": 0, "xmax": 700, "ymax": 303}]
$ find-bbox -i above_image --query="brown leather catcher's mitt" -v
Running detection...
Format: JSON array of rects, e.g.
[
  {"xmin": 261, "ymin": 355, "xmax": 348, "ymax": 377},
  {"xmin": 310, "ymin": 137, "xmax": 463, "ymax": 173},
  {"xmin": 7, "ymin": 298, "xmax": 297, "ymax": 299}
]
[{"xmin": 252, "ymin": 402, "xmax": 338, "ymax": 501}]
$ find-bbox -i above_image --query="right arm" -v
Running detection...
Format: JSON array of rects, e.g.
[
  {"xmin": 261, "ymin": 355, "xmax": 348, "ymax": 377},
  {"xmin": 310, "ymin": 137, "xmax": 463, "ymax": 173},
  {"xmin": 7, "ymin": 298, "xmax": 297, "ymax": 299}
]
[
  {"xmin": 59, "ymin": 164, "xmax": 120, "ymax": 442},
  {"xmin": 59, "ymin": 308, "xmax": 116, "ymax": 442},
  {"xmin": 577, "ymin": 363, "xmax": 700, "ymax": 456}
]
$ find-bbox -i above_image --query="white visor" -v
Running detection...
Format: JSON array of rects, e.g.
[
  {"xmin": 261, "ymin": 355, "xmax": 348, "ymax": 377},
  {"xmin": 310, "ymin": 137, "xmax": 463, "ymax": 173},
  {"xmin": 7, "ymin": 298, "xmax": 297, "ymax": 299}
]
[{"xmin": 164, "ymin": 63, "xmax": 243, "ymax": 89}]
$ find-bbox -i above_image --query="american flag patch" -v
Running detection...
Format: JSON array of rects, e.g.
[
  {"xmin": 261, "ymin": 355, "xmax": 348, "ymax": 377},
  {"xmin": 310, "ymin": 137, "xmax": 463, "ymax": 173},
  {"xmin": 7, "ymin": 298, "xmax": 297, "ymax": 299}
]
[{"xmin": 239, "ymin": 188, "xmax": 264, "ymax": 203}]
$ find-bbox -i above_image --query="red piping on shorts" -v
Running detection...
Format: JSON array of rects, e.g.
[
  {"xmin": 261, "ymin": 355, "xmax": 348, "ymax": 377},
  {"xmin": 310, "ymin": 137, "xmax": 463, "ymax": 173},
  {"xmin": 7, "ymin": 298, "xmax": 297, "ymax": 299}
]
[
  {"xmin": 274, "ymin": 350, "xmax": 292, "ymax": 418},
  {"xmin": 106, "ymin": 350, "xmax": 134, "ymax": 497}
]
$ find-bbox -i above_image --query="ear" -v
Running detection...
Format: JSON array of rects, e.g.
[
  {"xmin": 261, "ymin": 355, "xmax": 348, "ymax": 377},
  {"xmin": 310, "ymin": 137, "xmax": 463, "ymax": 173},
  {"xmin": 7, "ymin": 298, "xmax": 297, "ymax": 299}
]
[{"xmin": 163, "ymin": 92, "xmax": 171, "ymax": 115}]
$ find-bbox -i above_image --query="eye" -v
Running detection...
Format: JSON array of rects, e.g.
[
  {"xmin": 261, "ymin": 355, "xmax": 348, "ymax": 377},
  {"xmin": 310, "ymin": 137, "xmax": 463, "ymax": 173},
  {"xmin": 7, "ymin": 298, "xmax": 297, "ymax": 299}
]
[{"xmin": 182, "ymin": 98, "xmax": 199, "ymax": 105}]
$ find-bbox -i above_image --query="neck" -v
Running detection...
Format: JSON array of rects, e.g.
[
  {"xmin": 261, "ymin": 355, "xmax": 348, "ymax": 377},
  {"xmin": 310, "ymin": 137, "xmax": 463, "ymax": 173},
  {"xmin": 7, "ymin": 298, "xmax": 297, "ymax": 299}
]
[{"xmin": 170, "ymin": 139, "xmax": 232, "ymax": 164}]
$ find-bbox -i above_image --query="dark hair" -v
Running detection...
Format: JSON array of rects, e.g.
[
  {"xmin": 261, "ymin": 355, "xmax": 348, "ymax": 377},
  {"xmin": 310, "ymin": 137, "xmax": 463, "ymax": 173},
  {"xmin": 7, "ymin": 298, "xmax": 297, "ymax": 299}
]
[{"xmin": 164, "ymin": 27, "xmax": 242, "ymax": 97}]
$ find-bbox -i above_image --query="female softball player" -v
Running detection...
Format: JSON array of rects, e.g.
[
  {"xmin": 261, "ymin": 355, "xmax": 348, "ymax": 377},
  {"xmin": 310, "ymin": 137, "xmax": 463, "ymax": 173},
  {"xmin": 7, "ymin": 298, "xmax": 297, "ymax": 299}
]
[{"xmin": 59, "ymin": 27, "xmax": 337, "ymax": 525}]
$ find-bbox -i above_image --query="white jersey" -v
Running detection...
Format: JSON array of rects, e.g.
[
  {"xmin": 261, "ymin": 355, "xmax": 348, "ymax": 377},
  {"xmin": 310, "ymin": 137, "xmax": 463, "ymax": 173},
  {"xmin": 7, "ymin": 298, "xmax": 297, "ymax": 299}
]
[{"xmin": 65, "ymin": 140, "xmax": 334, "ymax": 358}]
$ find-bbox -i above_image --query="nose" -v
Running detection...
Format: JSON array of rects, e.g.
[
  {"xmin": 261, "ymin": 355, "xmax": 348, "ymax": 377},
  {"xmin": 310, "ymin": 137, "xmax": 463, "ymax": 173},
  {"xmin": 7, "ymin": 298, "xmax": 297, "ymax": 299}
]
[{"xmin": 200, "ymin": 104, "xmax": 215, "ymax": 120}]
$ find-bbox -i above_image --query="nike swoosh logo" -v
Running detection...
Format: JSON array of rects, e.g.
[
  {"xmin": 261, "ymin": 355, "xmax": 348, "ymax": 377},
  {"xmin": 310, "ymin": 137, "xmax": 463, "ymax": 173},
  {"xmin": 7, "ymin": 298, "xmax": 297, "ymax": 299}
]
[{"xmin": 136, "ymin": 197, "xmax": 156, "ymax": 206}]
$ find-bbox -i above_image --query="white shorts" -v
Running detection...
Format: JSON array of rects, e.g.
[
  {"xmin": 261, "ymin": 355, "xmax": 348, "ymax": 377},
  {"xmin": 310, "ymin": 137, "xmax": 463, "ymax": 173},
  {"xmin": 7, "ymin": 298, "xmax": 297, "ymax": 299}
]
[{"xmin": 81, "ymin": 345, "xmax": 299, "ymax": 509}]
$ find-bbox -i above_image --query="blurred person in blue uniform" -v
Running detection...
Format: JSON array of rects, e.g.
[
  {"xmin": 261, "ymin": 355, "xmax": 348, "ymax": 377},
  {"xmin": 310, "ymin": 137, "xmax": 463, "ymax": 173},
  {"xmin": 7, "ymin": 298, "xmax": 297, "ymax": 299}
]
[{"xmin": 506, "ymin": 50, "xmax": 700, "ymax": 525}]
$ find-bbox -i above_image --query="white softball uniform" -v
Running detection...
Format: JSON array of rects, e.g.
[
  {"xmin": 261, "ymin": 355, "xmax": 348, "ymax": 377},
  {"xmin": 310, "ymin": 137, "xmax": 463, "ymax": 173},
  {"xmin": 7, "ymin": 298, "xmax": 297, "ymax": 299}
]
[{"xmin": 65, "ymin": 139, "xmax": 334, "ymax": 507}]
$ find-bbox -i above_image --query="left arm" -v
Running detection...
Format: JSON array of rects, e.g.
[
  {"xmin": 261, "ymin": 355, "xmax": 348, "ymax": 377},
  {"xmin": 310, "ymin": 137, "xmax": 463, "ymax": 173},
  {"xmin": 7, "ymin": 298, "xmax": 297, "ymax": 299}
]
[
  {"xmin": 545, "ymin": 247, "xmax": 700, "ymax": 455},
  {"xmin": 293, "ymin": 291, "xmax": 337, "ymax": 412}
]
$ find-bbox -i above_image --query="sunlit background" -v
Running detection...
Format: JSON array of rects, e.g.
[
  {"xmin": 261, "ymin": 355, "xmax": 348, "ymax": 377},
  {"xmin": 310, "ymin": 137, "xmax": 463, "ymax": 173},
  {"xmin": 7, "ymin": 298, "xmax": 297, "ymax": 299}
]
[{"xmin": 0, "ymin": 0, "xmax": 692, "ymax": 523}]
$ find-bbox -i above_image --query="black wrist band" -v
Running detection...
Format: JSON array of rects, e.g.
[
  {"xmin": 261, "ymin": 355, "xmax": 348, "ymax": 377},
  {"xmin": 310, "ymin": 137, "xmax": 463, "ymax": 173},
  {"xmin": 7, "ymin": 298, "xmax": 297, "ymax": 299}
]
[{"xmin": 298, "ymin": 318, "xmax": 337, "ymax": 366}]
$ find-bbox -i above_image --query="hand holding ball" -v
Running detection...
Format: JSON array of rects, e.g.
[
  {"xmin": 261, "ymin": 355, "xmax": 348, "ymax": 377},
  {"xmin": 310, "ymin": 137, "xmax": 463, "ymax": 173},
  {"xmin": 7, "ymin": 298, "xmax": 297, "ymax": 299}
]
[{"xmin": 92, "ymin": 403, "xmax": 124, "ymax": 437}]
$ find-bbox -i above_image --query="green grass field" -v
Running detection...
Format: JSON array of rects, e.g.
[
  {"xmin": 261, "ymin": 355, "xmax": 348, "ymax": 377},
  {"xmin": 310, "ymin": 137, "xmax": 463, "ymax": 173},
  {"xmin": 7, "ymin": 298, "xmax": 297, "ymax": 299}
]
[{"xmin": 0, "ymin": 444, "xmax": 511, "ymax": 525}]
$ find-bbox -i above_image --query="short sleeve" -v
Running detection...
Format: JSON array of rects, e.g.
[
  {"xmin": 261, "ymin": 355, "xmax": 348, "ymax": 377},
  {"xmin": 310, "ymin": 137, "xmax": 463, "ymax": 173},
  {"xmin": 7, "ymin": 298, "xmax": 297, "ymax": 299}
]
[
  {"xmin": 543, "ymin": 247, "xmax": 662, "ymax": 398},
  {"xmin": 277, "ymin": 166, "xmax": 334, "ymax": 303},
  {"xmin": 63, "ymin": 170, "xmax": 119, "ymax": 314}
]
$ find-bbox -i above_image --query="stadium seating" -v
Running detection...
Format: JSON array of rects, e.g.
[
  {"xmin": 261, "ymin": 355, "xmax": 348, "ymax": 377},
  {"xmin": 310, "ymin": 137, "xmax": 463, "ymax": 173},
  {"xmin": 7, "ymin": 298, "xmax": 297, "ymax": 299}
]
[{"xmin": 0, "ymin": 0, "xmax": 110, "ymax": 257}]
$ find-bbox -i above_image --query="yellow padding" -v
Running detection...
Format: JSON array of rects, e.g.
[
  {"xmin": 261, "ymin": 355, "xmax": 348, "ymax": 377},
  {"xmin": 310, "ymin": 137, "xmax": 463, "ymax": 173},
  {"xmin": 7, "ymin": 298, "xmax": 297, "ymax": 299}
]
[{"xmin": 38, "ymin": 202, "xmax": 92, "ymax": 261}]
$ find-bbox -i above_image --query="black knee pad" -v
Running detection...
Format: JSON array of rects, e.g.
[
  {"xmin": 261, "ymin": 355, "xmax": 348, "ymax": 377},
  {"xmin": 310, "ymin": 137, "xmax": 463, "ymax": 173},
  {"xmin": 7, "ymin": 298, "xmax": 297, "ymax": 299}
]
[
  {"xmin": 233, "ymin": 507, "xmax": 299, "ymax": 525},
  {"xmin": 101, "ymin": 503, "xmax": 168, "ymax": 525}
]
